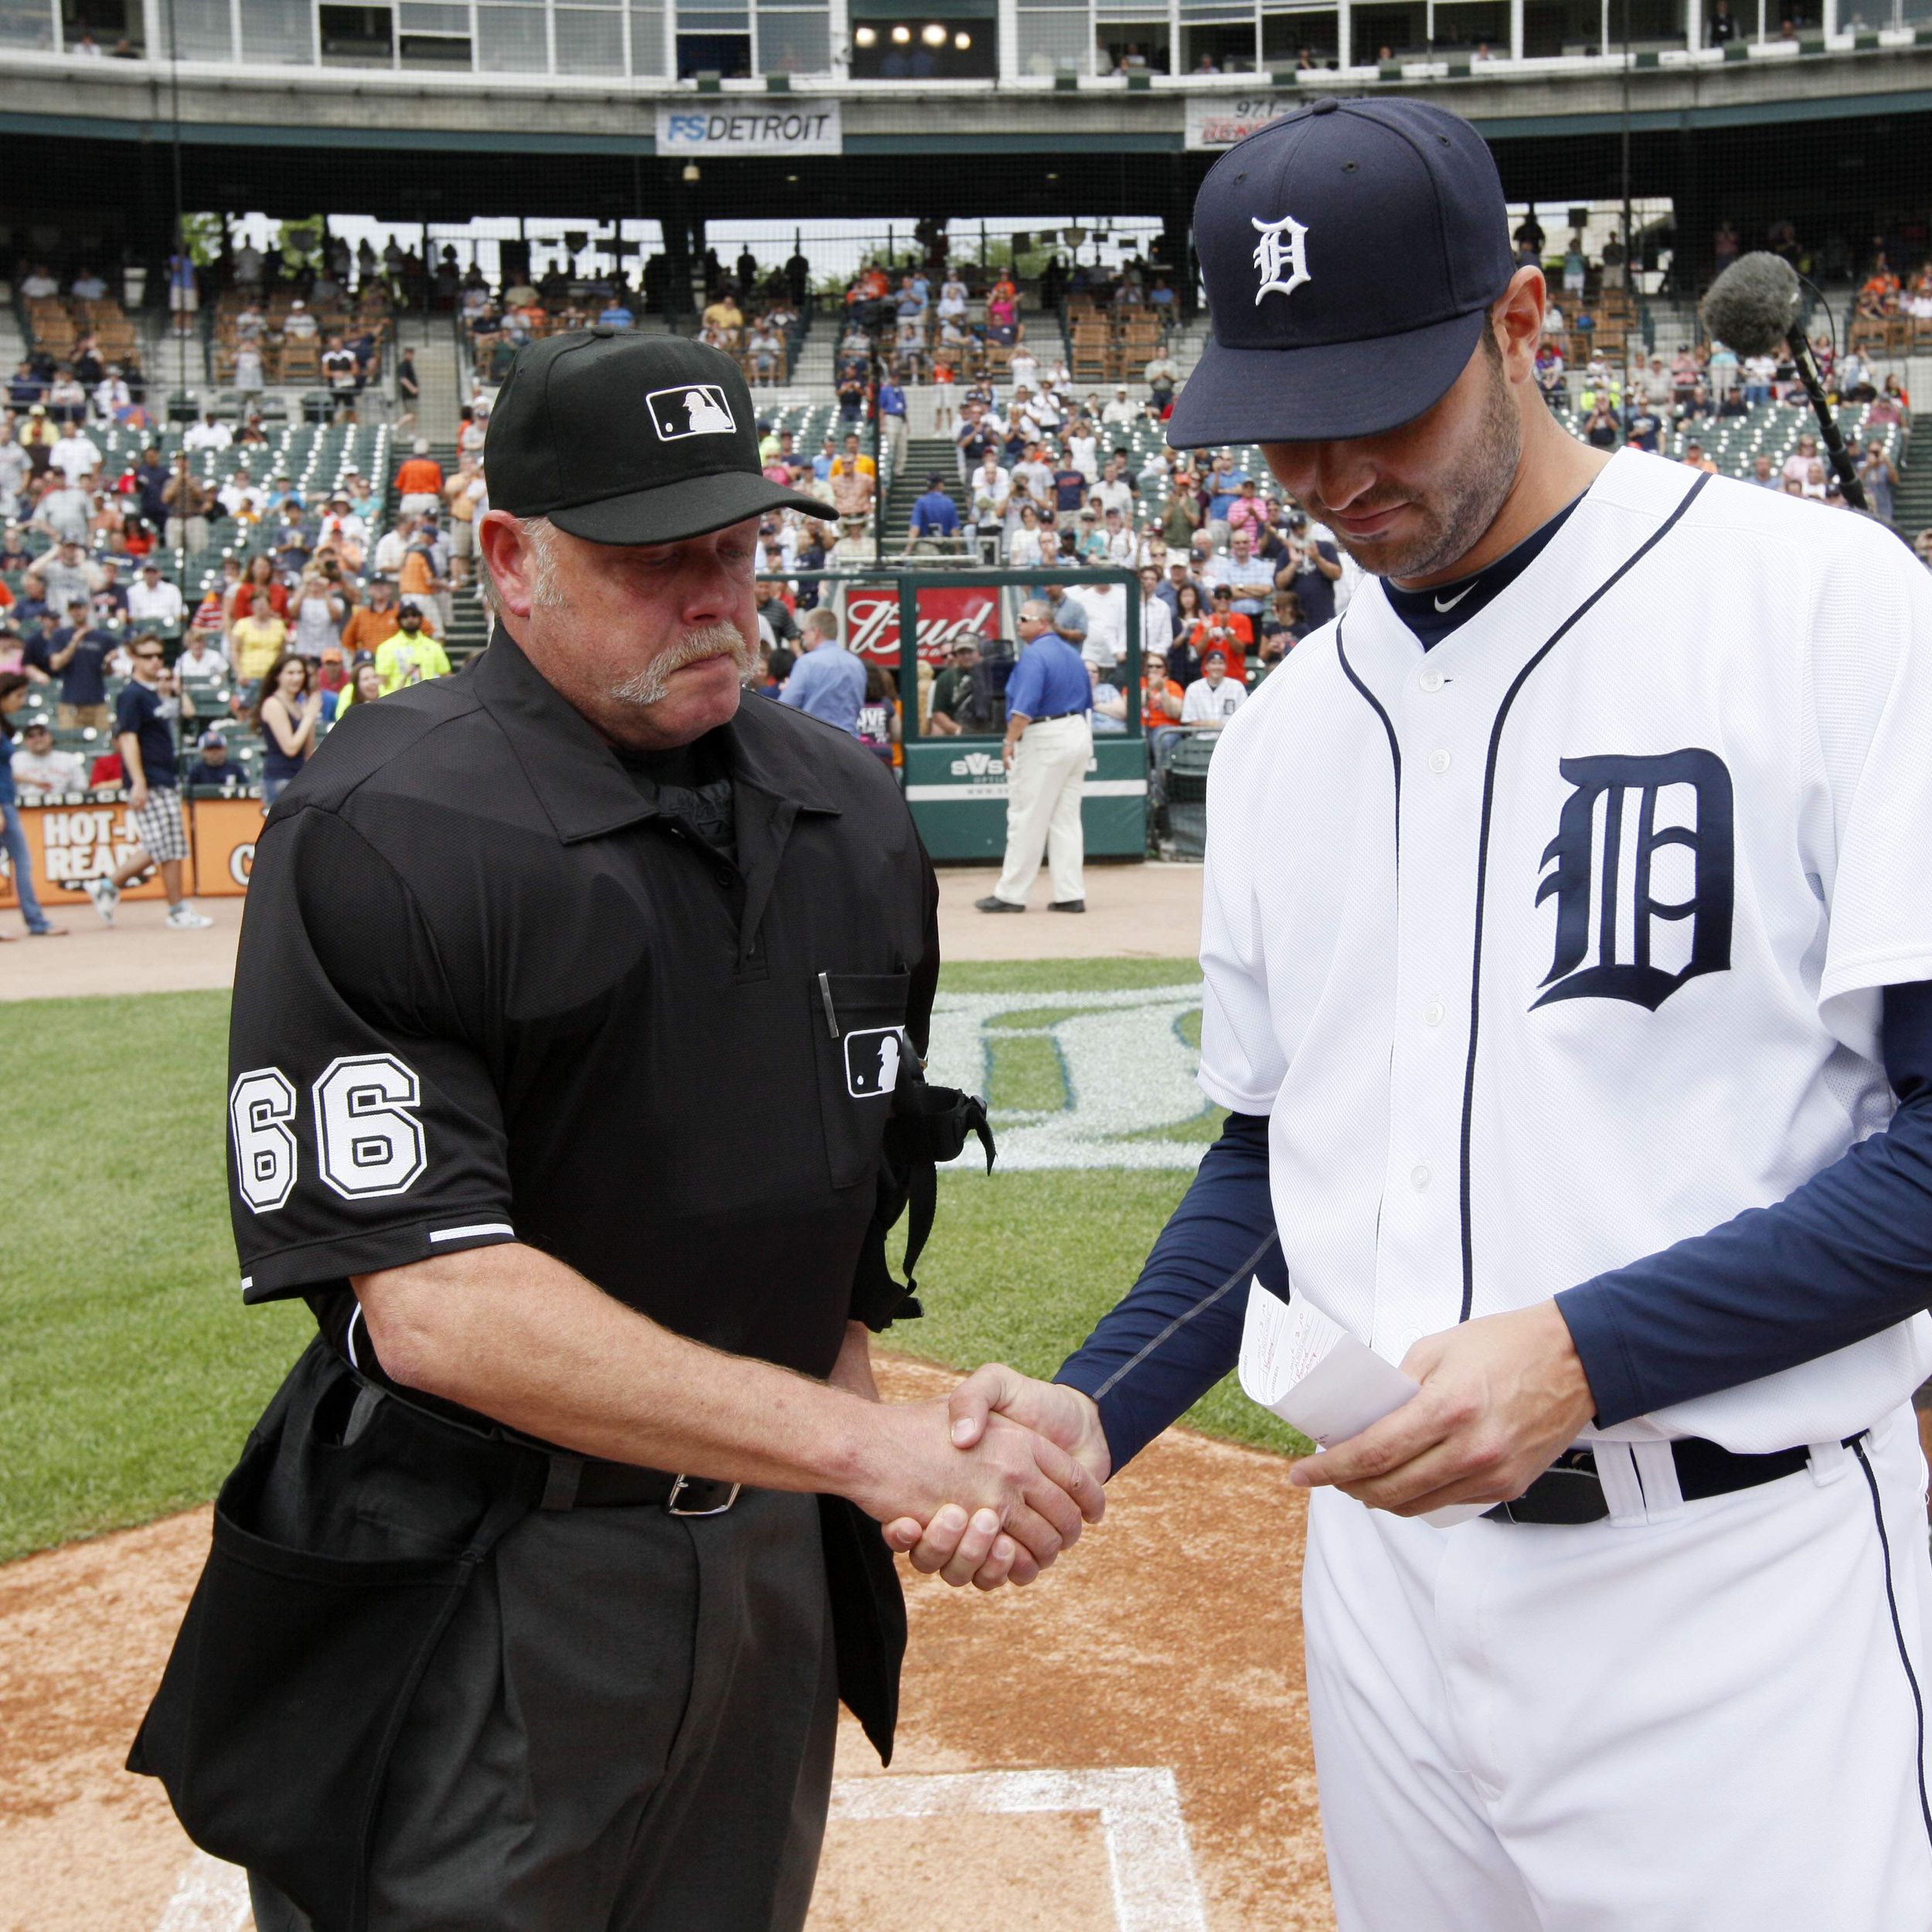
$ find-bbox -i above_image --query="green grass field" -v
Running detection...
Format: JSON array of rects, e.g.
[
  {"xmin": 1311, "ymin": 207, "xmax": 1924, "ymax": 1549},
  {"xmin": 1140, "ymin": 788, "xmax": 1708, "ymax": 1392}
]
[{"xmin": 0, "ymin": 960, "xmax": 1298, "ymax": 1565}]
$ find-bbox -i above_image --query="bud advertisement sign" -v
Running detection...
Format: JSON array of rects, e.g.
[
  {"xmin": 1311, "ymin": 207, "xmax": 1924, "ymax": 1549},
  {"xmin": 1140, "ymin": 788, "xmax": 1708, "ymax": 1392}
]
[{"xmin": 841, "ymin": 585, "xmax": 1000, "ymax": 666}]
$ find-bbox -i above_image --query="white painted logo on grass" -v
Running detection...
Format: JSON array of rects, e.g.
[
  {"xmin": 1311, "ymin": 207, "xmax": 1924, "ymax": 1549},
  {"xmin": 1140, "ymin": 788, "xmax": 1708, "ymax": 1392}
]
[
  {"xmin": 927, "ymin": 984, "xmax": 1211, "ymax": 1170},
  {"xmin": 645, "ymin": 383, "xmax": 736, "ymax": 440},
  {"xmin": 830, "ymin": 1767, "xmax": 1207, "ymax": 1932},
  {"xmin": 155, "ymin": 1852, "xmax": 249, "ymax": 1931}
]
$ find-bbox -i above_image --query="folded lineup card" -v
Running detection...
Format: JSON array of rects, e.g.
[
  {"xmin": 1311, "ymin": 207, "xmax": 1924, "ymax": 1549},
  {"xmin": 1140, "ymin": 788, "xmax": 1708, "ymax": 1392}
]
[{"xmin": 1237, "ymin": 1281, "xmax": 1488, "ymax": 1529}]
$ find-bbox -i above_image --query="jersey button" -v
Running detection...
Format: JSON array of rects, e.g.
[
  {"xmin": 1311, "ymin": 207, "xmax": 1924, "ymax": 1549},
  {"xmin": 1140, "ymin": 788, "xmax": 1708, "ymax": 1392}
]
[
  {"xmin": 1427, "ymin": 747, "xmax": 1452, "ymax": 774},
  {"xmin": 1410, "ymin": 1163, "xmax": 1432, "ymax": 1192},
  {"xmin": 1419, "ymin": 668, "xmax": 1444, "ymax": 693},
  {"xmin": 1423, "ymin": 998, "xmax": 1446, "ymax": 1027}
]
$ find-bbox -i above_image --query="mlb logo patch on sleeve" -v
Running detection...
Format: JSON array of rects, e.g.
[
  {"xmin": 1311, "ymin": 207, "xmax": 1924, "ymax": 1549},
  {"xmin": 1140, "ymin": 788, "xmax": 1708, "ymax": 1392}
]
[
  {"xmin": 844, "ymin": 1027, "xmax": 905, "ymax": 1099},
  {"xmin": 646, "ymin": 384, "xmax": 737, "ymax": 441}
]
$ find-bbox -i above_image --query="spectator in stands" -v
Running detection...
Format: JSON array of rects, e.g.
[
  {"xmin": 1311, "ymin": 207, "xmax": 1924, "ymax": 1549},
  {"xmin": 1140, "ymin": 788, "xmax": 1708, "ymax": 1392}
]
[
  {"xmin": 1279, "ymin": 509, "xmax": 1342, "ymax": 628},
  {"xmin": 374, "ymin": 601, "xmax": 451, "ymax": 692},
  {"xmin": 0, "ymin": 674, "xmax": 63, "ymax": 937},
  {"xmin": 396, "ymin": 438, "xmax": 444, "ymax": 516},
  {"xmin": 230, "ymin": 554, "xmax": 287, "ymax": 626},
  {"xmin": 49, "ymin": 421, "xmax": 100, "ymax": 484},
  {"xmin": 283, "ymin": 298, "xmax": 318, "ymax": 342},
  {"xmin": 289, "ymin": 568, "xmax": 348, "ymax": 661},
  {"xmin": 256, "ymin": 652, "xmax": 321, "ymax": 804},
  {"xmin": 86, "ymin": 635, "xmax": 212, "ymax": 930},
  {"xmin": 780, "ymin": 606, "xmax": 864, "ymax": 735},
  {"xmin": 230, "ymin": 588, "xmax": 288, "ymax": 693},
  {"xmin": 32, "ymin": 476, "xmax": 92, "ymax": 546},
  {"xmin": 702, "ymin": 287, "xmax": 744, "ymax": 347},
  {"xmin": 162, "ymin": 456, "xmax": 213, "ymax": 554},
  {"xmin": 1182, "ymin": 654, "xmax": 1247, "ymax": 728},
  {"xmin": 1682, "ymin": 438, "xmax": 1718, "ymax": 476},
  {"xmin": 183, "ymin": 732, "xmax": 240, "ymax": 793},
  {"xmin": 11, "ymin": 714, "xmax": 86, "ymax": 798},
  {"xmin": 910, "ymin": 474, "xmax": 961, "ymax": 553},
  {"xmin": 120, "ymin": 560, "xmax": 178, "ymax": 636},
  {"xmin": 927, "ymin": 639, "xmax": 989, "ymax": 737},
  {"xmin": 1855, "ymin": 440, "xmax": 1898, "ymax": 522},
  {"xmin": 43, "ymin": 597, "xmax": 112, "ymax": 729},
  {"xmin": 183, "ymin": 411, "xmax": 231, "ymax": 454},
  {"xmin": 1782, "ymin": 434, "xmax": 1820, "ymax": 485}
]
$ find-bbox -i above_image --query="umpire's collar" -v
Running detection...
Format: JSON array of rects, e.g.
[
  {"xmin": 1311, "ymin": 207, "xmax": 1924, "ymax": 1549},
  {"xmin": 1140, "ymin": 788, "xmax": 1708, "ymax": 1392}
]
[{"xmin": 473, "ymin": 627, "xmax": 841, "ymax": 845}]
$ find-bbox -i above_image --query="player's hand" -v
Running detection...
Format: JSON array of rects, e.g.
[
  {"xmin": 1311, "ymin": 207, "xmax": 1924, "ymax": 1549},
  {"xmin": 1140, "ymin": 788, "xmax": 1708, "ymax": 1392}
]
[
  {"xmin": 1289, "ymin": 1301, "xmax": 1596, "ymax": 1518},
  {"xmin": 883, "ymin": 1366, "xmax": 1111, "ymax": 1589},
  {"xmin": 128, "ymin": 778, "xmax": 148, "ymax": 811},
  {"xmin": 846, "ymin": 1394, "xmax": 1104, "ymax": 1585}
]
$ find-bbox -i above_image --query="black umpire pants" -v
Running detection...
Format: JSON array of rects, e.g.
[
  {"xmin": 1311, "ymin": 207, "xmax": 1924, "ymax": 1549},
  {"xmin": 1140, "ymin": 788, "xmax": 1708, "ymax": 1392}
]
[{"xmin": 249, "ymin": 1485, "xmax": 838, "ymax": 1932}]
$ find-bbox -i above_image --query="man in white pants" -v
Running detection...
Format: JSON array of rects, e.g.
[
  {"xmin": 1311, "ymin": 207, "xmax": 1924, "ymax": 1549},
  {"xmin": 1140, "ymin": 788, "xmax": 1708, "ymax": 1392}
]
[
  {"xmin": 976, "ymin": 600, "xmax": 1090, "ymax": 915},
  {"xmin": 894, "ymin": 97, "xmax": 1932, "ymax": 1932}
]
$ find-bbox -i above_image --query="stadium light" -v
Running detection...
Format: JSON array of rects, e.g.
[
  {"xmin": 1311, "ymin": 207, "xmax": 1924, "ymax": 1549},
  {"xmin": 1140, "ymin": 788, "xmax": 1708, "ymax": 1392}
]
[
  {"xmin": 682, "ymin": 162, "xmax": 700, "ymax": 182},
  {"xmin": 855, "ymin": 24, "xmax": 876, "ymax": 43},
  {"xmin": 891, "ymin": 23, "xmax": 910, "ymax": 41},
  {"xmin": 921, "ymin": 21, "xmax": 946, "ymax": 43},
  {"xmin": 954, "ymin": 29, "xmax": 971, "ymax": 46}
]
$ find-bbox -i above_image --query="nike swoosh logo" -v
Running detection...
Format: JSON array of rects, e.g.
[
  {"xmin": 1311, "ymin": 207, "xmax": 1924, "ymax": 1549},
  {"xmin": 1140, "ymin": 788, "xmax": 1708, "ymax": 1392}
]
[{"xmin": 1434, "ymin": 583, "xmax": 1479, "ymax": 613}]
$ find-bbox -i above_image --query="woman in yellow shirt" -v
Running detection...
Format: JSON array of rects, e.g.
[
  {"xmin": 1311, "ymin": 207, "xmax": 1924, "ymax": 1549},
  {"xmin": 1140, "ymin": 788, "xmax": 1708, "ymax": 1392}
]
[{"xmin": 229, "ymin": 590, "xmax": 288, "ymax": 691}]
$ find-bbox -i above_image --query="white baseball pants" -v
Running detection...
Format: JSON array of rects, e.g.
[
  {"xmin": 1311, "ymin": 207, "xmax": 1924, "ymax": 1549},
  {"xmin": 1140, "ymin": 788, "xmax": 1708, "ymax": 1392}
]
[
  {"xmin": 1302, "ymin": 1405, "xmax": 1932, "ymax": 1931},
  {"xmin": 992, "ymin": 713, "xmax": 1088, "ymax": 907}
]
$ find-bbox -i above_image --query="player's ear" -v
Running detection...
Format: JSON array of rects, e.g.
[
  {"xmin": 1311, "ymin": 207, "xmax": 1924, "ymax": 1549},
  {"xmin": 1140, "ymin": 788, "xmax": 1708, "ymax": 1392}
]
[{"xmin": 1491, "ymin": 267, "xmax": 1546, "ymax": 381}]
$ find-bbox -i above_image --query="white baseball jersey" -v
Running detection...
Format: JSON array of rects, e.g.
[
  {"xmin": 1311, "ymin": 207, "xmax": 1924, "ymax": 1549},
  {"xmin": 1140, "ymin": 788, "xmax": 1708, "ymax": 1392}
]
[{"xmin": 1198, "ymin": 448, "xmax": 1932, "ymax": 1454}]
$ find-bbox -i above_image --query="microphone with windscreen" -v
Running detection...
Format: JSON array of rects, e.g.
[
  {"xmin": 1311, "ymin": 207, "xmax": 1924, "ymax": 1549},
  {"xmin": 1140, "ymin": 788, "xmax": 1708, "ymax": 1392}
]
[{"xmin": 1698, "ymin": 252, "xmax": 1866, "ymax": 510}]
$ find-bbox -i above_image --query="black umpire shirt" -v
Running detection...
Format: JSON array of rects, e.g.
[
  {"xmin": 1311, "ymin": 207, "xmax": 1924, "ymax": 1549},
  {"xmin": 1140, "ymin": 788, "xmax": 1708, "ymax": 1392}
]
[{"xmin": 226, "ymin": 629, "xmax": 939, "ymax": 1384}]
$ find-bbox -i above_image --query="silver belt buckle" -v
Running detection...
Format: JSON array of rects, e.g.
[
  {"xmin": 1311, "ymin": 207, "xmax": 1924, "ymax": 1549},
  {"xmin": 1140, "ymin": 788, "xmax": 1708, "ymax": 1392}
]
[{"xmin": 666, "ymin": 1475, "xmax": 741, "ymax": 1517}]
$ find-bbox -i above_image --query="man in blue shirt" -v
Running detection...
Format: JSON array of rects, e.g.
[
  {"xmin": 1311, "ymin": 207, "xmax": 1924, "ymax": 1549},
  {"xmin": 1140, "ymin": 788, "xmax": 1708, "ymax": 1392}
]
[
  {"xmin": 87, "ymin": 633, "xmax": 213, "ymax": 930},
  {"xmin": 778, "ymin": 607, "xmax": 866, "ymax": 736},
  {"xmin": 909, "ymin": 474, "xmax": 961, "ymax": 553},
  {"xmin": 877, "ymin": 375, "xmax": 907, "ymax": 472},
  {"xmin": 976, "ymin": 599, "xmax": 1091, "ymax": 915},
  {"xmin": 46, "ymin": 598, "xmax": 114, "ymax": 730},
  {"xmin": 597, "ymin": 299, "xmax": 634, "ymax": 330}
]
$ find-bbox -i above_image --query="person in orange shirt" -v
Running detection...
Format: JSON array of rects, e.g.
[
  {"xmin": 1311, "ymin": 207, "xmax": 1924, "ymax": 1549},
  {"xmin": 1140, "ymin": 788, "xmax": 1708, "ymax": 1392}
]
[
  {"xmin": 338, "ymin": 578, "xmax": 432, "ymax": 662},
  {"xmin": 393, "ymin": 438, "xmax": 444, "ymax": 515}
]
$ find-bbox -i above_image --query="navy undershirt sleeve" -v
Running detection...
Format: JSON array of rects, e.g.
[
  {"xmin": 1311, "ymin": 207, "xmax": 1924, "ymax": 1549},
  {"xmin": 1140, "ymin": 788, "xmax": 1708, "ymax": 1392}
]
[
  {"xmin": 1558, "ymin": 981, "xmax": 1932, "ymax": 1427},
  {"xmin": 1055, "ymin": 1112, "xmax": 1284, "ymax": 1472}
]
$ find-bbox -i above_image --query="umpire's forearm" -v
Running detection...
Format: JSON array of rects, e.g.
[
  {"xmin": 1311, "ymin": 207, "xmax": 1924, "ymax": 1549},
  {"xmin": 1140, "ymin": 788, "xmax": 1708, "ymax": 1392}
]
[{"xmin": 355, "ymin": 1243, "xmax": 879, "ymax": 1495}]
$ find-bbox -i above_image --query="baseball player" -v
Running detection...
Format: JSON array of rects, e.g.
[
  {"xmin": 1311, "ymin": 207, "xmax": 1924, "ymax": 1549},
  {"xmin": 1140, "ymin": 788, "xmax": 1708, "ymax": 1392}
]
[{"xmin": 891, "ymin": 99, "xmax": 1932, "ymax": 1930}]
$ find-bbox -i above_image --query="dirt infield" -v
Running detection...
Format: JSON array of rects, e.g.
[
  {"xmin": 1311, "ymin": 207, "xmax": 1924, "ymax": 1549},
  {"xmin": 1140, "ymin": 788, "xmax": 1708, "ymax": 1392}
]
[
  {"xmin": 0, "ymin": 862, "xmax": 1203, "ymax": 1004},
  {"xmin": 0, "ymin": 1355, "xmax": 1330, "ymax": 1932}
]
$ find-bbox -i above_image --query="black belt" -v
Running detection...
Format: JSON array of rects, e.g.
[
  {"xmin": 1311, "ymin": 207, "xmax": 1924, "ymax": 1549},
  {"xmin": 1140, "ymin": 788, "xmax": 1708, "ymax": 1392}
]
[
  {"xmin": 1026, "ymin": 709, "xmax": 1088, "ymax": 724},
  {"xmin": 1484, "ymin": 1436, "xmax": 1828, "ymax": 1526},
  {"xmin": 541, "ymin": 1456, "xmax": 741, "ymax": 1515}
]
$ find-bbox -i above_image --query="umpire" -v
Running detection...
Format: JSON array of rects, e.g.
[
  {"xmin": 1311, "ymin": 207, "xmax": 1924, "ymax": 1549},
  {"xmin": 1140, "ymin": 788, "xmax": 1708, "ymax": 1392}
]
[{"xmin": 128, "ymin": 334, "xmax": 1100, "ymax": 1932}]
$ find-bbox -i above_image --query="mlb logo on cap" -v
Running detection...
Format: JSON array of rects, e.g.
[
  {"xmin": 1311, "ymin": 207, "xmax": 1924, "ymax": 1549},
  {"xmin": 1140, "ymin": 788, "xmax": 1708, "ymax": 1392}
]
[{"xmin": 647, "ymin": 383, "xmax": 737, "ymax": 442}]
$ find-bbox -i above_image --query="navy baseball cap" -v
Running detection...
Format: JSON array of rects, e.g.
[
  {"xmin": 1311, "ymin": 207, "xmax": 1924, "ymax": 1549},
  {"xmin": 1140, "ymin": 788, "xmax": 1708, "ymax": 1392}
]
[
  {"xmin": 486, "ymin": 333, "xmax": 831, "ymax": 545},
  {"xmin": 1168, "ymin": 97, "xmax": 1514, "ymax": 447}
]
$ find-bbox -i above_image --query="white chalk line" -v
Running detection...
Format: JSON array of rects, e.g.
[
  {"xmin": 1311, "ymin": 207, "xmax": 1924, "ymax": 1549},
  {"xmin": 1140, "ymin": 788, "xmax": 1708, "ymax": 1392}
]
[
  {"xmin": 155, "ymin": 1850, "xmax": 250, "ymax": 1931},
  {"xmin": 829, "ymin": 1766, "xmax": 1209, "ymax": 1932},
  {"xmin": 159, "ymin": 1766, "xmax": 1207, "ymax": 1932}
]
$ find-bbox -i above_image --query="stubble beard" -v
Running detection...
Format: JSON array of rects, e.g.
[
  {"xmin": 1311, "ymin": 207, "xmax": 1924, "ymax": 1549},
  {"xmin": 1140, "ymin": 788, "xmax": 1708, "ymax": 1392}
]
[
  {"xmin": 1326, "ymin": 357, "xmax": 1524, "ymax": 583},
  {"xmin": 608, "ymin": 621, "xmax": 758, "ymax": 709}
]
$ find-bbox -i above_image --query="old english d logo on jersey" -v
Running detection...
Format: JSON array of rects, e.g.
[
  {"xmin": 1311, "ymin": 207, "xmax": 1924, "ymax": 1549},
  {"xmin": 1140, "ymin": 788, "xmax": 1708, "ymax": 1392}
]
[
  {"xmin": 844, "ymin": 1026, "xmax": 903, "ymax": 1099},
  {"xmin": 1250, "ymin": 214, "xmax": 1311, "ymax": 304},
  {"xmin": 1532, "ymin": 749, "xmax": 1734, "ymax": 1012},
  {"xmin": 645, "ymin": 383, "xmax": 736, "ymax": 441}
]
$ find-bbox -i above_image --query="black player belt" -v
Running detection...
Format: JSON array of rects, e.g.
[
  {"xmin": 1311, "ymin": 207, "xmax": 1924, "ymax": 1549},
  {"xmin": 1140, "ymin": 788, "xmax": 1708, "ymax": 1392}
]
[
  {"xmin": 1026, "ymin": 709, "xmax": 1088, "ymax": 724},
  {"xmin": 541, "ymin": 1455, "xmax": 741, "ymax": 1515},
  {"xmin": 1484, "ymin": 1437, "xmax": 1821, "ymax": 1526}
]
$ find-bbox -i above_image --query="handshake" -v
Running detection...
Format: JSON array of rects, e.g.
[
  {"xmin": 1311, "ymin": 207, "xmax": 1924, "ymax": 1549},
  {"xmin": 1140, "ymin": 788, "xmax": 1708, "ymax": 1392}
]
[{"xmin": 848, "ymin": 1366, "xmax": 1112, "ymax": 1592}]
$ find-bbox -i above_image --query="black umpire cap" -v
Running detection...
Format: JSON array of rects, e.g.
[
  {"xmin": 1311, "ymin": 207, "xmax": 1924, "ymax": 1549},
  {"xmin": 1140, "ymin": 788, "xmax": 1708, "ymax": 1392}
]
[
  {"xmin": 485, "ymin": 332, "xmax": 832, "ymax": 545},
  {"xmin": 1168, "ymin": 97, "xmax": 1513, "ymax": 447}
]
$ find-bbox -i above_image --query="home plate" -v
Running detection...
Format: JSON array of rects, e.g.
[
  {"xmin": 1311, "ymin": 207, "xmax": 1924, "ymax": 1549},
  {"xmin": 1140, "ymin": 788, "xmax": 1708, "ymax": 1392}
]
[{"xmin": 156, "ymin": 1769, "xmax": 1206, "ymax": 1932}]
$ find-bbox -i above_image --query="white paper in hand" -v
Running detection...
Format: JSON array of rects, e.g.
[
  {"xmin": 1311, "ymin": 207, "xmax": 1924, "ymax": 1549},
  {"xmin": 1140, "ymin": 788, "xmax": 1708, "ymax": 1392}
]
[{"xmin": 1238, "ymin": 1281, "xmax": 1485, "ymax": 1529}]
